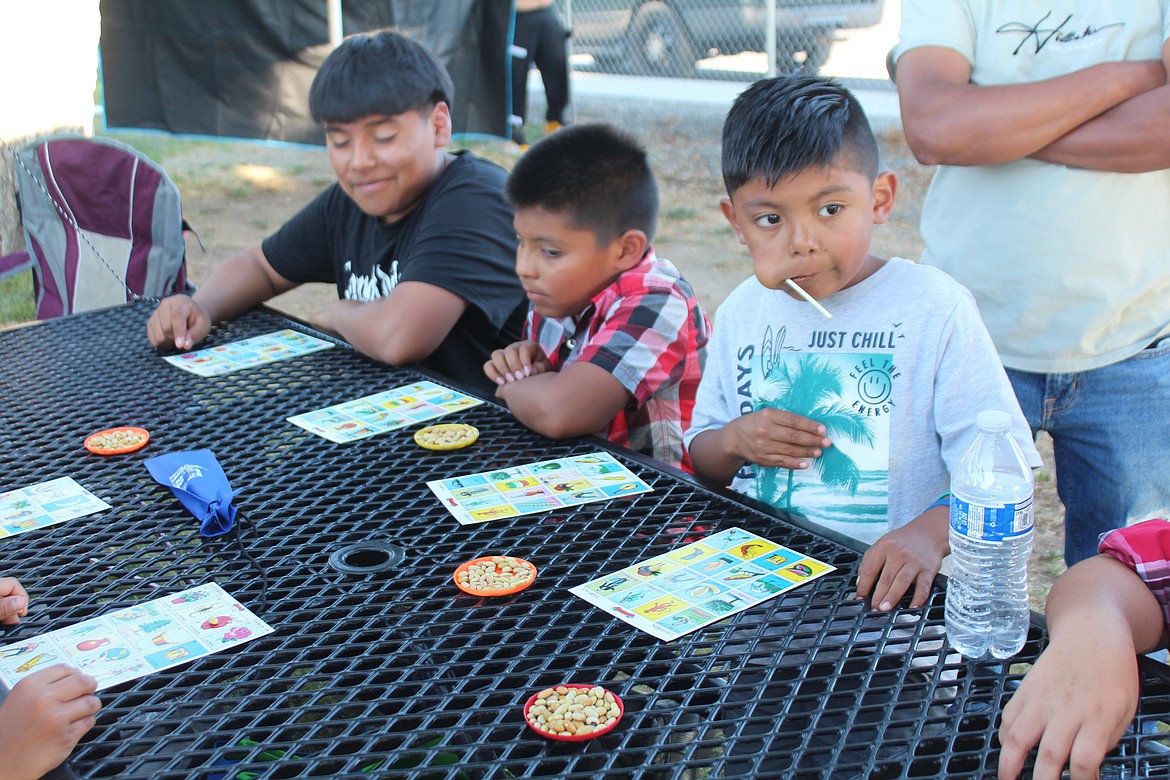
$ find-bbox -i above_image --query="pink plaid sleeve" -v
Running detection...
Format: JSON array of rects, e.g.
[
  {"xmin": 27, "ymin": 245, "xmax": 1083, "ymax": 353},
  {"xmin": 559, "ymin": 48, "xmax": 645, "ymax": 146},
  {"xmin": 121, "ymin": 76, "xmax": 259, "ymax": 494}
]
[{"xmin": 1098, "ymin": 518, "xmax": 1170, "ymax": 635}]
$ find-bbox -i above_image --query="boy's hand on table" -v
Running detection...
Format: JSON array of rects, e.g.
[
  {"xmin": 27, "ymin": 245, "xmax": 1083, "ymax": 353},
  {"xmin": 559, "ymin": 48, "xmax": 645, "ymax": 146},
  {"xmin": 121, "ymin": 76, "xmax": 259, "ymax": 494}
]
[
  {"xmin": 145, "ymin": 294, "xmax": 211, "ymax": 351},
  {"xmin": 0, "ymin": 665, "xmax": 101, "ymax": 780},
  {"xmin": 0, "ymin": 577, "xmax": 28, "ymax": 625},
  {"xmin": 855, "ymin": 507, "xmax": 949, "ymax": 611},
  {"xmin": 723, "ymin": 409, "xmax": 831, "ymax": 471},
  {"xmin": 998, "ymin": 553, "xmax": 1163, "ymax": 780},
  {"xmin": 997, "ymin": 627, "xmax": 1138, "ymax": 780},
  {"xmin": 484, "ymin": 340, "xmax": 553, "ymax": 385}
]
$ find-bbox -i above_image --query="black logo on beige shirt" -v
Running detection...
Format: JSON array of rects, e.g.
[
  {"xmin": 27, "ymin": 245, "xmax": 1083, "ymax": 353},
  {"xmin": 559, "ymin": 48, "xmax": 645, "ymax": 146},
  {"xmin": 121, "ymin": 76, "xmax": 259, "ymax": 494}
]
[{"xmin": 997, "ymin": 10, "xmax": 1124, "ymax": 56}]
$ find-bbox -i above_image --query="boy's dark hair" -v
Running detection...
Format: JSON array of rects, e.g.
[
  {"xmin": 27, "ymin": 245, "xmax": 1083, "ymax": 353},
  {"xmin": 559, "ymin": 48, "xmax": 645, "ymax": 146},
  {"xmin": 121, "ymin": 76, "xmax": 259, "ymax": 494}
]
[
  {"xmin": 309, "ymin": 30, "xmax": 454, "ymax": 124},
  {"xmin": 507, "ymin": 123, "xmax": 658, "ymax": 245},
  {"xmin": 721, "ymin": 74, "xmax": 879, "ymax": 195}
]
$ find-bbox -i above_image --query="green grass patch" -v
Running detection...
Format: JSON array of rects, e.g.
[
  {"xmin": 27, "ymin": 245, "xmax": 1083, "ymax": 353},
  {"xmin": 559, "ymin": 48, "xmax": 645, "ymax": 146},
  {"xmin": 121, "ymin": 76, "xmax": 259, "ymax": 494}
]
[
  {"xmin": 225, "ymin": 183, "xmax": 253, "ymax": 200},
  {"xmin": 664, "ymin": 206, "xmax": 699, "ymax": 220},
  {"xmin": 96, "ymin": 130, "xmax": 218, "ymax": 166},
  {"xmin": 0, "ymin": 270, "xmax": 35, "ymax": 326}
]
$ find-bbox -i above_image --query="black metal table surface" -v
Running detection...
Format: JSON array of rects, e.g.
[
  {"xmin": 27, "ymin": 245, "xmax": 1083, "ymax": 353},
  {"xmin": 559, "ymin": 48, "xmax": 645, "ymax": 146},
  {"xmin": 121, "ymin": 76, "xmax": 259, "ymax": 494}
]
[{"xmin": 2, "ymin": 302, "xmax": 1169, "ymax": 780}]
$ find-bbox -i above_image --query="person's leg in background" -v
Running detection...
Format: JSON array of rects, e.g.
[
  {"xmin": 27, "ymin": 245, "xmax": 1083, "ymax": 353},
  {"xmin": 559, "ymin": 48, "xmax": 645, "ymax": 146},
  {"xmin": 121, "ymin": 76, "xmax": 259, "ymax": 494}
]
[
  {"xmin": 1007, "ymin": 337, "xmax": 1170, "ymax": 566},
  {"xmin": 529, "ymin": 4, "xmax": 570, "ymax": 131},
  {"xmin": 511, "ymin": 8, "xmax": 539, "ymax": 148}
]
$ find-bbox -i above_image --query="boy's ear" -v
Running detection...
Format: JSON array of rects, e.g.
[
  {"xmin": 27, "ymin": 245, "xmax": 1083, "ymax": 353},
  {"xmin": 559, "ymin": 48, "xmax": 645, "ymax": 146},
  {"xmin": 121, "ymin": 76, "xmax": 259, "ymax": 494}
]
[
  {"xmin": 719, "ymin": 196, "xmax": 746, "ymax": 244},
  {"xmin": 429, "ymin": 101, "xmax": 453, "ymax": 147},
  {"xmin": 871, "ymin": 170, "xmax": 897, "ymax": 225},
  {"xmin": 613, "ymin": 229, "xmax": 649, "ymax": 271}
]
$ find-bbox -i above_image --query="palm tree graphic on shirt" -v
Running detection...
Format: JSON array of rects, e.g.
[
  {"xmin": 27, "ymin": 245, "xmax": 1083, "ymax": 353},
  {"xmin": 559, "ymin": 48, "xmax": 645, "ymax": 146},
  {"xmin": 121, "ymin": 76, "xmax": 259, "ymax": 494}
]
[{"xmin": 754, "ymin": 349, "xmax": 876, "ymax": 513}]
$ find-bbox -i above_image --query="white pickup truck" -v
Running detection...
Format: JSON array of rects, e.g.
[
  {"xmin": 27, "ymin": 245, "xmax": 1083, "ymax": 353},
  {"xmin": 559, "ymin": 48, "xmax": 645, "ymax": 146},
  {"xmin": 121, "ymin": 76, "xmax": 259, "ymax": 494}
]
[{"xmin": 567, "ymin": 0, "xmax": 885, "ymax": 77}]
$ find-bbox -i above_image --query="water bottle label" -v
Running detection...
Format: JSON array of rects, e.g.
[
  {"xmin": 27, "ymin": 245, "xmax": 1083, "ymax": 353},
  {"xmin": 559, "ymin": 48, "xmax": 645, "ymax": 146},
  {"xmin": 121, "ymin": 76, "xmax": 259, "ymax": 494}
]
[{"xmin": 950, "ymin": 495, "xmax": 1034, "ymax": 542}]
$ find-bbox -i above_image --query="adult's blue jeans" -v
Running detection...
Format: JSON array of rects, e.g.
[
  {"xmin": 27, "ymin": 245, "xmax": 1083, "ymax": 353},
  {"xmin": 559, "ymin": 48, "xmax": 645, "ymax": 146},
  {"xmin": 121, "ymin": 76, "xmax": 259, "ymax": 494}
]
[{"xmin": 1007, "ymin": 337, "xmax": 1170, "ymax": 565}]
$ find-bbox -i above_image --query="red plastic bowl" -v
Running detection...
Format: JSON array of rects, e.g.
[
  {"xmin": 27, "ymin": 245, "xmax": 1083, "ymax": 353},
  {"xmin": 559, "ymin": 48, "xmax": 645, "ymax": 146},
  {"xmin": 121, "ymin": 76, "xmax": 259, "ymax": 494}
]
[{"xmin": 523, "ymin": 684, "xmax": 623, "ymax": 741}]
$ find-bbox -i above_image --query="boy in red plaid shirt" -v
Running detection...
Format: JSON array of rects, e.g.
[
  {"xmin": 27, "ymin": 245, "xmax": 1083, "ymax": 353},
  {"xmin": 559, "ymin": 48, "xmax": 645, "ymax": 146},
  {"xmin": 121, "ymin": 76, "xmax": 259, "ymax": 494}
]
[{"xmin": 483, "ymin": 123, "xmax": 711, "ymax": 471}]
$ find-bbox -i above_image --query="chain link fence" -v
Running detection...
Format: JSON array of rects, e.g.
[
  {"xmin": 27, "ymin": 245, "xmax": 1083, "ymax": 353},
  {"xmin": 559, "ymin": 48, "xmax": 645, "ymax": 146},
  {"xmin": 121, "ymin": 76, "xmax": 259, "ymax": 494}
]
[
  {"xmin": 512, "ymin": 0, "xmax": 900, "ymax": 143},
  {"xmin": 561, "ymin": 0, "xmax": 888, "ymax": 81}
]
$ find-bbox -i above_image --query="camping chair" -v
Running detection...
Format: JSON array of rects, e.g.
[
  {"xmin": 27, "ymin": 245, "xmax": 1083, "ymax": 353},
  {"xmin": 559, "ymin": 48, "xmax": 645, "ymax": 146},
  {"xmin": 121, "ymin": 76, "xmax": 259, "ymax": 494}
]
[{"xmin": 0, "ymin": 134, "xmax": 189, "ymax": 319}]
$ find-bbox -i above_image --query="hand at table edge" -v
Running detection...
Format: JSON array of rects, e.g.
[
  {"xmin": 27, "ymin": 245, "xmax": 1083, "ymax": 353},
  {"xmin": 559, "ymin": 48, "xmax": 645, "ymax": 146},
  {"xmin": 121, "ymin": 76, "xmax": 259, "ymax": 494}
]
[
  {"xmin": 0, "ymin": 577, "xmax": 29, "ymax": 625},
  {"xmin": 0, "ymin": 664, "xmax": 102, "ymax": 780},
  {"xmin": 145, "ymin": 293, "xmax": 212, "ymax": 351},
  {"xmin": 997, "ymin": 554, "xmax": 1164, "ymax": 780},
  {"xmin": 854, "ymin": 506, "xmax": 948, "ymax": 612}
]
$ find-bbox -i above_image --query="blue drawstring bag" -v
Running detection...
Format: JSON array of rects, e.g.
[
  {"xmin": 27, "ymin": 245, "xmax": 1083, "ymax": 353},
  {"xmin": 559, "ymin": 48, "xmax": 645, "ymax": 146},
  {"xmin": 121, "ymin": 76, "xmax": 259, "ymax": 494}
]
[{"xmin": 144, "ymin": 450, "xmax": 239, "ymax": 538}]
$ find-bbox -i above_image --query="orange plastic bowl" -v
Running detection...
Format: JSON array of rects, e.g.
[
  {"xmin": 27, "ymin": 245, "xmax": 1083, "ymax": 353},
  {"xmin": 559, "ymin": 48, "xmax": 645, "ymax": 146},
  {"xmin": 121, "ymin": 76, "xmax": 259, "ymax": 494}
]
[
  {"xmin": 523, "ymin": 684, "xmax": 623, "ymax": 741},
  {"xmin": 453, "ymin": 556, "xmax": 536, "ymax": 597},
  {"xmin": 84, "ymin": 427, "xmax": 150, "ymax": 455}
]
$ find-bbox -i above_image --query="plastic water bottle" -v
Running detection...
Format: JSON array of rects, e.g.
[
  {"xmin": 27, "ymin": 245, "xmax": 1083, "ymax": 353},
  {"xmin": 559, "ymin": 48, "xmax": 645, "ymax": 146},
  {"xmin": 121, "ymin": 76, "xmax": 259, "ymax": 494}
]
[{"xmin": 945, "ymin": 409, "xmax": 1035, "ymax": 660}]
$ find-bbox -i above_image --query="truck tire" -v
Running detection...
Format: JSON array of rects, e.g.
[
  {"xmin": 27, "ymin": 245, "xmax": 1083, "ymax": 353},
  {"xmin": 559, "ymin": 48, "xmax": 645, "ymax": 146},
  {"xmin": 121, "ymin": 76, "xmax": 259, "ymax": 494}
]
[{"xmin": 628, "ymin": 2, "xmax": 696, "ymax": 78}]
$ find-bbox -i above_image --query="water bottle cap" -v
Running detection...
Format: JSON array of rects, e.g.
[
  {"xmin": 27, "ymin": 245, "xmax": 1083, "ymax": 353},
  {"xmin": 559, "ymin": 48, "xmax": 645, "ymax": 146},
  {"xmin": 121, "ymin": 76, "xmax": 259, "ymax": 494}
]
[{"xmin": 976, "ymin": 410, "xmax": 1011, "ymax": 432}]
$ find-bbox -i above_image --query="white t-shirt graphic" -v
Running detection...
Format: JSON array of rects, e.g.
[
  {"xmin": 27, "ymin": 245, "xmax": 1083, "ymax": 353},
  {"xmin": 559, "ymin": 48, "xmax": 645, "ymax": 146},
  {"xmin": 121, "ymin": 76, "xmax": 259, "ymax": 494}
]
[
  {"xmin": 686, "ymin": 259, "xmax": 1040, "ymax": 546},
  {"xmin": 343, "ymin": 259, "xmax": 398, "ymax": 302}
]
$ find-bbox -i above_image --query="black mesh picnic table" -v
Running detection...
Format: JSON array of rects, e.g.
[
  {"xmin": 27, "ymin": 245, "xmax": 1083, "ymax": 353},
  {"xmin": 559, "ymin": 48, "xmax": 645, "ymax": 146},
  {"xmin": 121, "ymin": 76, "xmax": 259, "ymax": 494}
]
[{"xmin": 2, "ymin": 302, "xmax": 1168, "ymax": 779}]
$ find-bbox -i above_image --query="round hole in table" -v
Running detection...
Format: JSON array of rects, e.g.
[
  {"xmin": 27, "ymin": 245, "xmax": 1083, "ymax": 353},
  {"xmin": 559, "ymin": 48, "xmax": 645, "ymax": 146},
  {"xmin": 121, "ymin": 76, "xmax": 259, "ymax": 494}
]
[{"xmin": 328, "ymin": 542, "xmax": 404, "ymax": 575}]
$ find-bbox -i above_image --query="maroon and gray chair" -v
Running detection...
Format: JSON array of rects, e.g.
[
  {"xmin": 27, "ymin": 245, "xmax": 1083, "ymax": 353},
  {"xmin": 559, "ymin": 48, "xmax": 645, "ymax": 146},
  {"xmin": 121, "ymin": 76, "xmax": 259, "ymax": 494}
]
[{"xmin": 0, "ymin": 134, "xmax": 189, "ymax": 319}]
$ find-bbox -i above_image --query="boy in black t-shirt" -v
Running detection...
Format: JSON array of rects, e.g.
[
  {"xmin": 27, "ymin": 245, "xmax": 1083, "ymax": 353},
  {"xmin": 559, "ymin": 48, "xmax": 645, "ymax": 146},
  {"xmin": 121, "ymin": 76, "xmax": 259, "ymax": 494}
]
[{"xmin": 146, "ymin": 31, "xmax": 526, "ymax": 392}]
